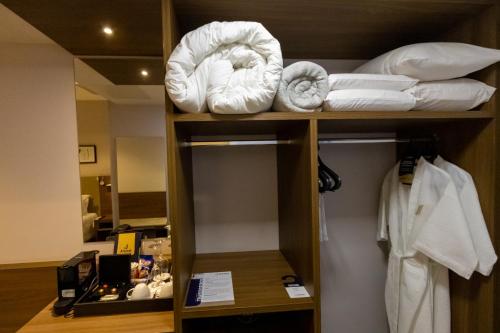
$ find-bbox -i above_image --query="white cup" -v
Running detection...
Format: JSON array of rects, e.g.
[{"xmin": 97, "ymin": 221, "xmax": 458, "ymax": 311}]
[
  {"xmin": 126, "ymin": 283, "xmax": 151, "ymax": 300},
  {"xmin": 148, "ymin": 280, "xmax": 173, "ymax": 299},
  {"xmin": 157, "ymin": 281, "xmax": 173, "ymax": 298}
]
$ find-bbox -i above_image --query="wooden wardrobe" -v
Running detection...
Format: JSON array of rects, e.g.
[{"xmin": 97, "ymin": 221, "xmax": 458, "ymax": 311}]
[{"xmin": 161, "ymin": 1, "xmax": 498, "ymax": 332}]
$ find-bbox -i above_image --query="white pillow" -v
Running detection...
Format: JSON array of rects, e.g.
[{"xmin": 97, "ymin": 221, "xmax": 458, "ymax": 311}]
[
  {"xmin": 328, "ymin": 74, "xmax": 418, "ymax": 91},
  {"xmin": 323, "ymin": 89, "xmax": 416, "ymax": 112},
  {"xmin": 405, "ymin": 78, "xmax": 495, "ymax": 111},
  {"xmin": 81, "ymin": 195, "xmax": 91, "ymax": 215},
  {"xmin": 354, "ymin": 42, "xmax": 500, "ymax": 81}
]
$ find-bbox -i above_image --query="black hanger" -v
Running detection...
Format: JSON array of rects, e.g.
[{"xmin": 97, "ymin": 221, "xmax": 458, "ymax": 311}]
[
  {"xmin": 318, "ymin": 142, "xmax": 341, "ymax": 193},
  {"xmin": 423, "ymin": 134, "xmax": 439, "ymax": 163},
  {"xmin": 404, "ymin": 135, "xmax": 438, "ymax": 162},
  {"xmin": 398, "ymin": 135, "xmax": 439, "ymax": 181},
  {"xmin": 319, "ymin": 156, "xmax": 341, "ymax": 192},
  {"xmin": 318, "ymin": 169, "xmax": 327, "ymax": 193}
]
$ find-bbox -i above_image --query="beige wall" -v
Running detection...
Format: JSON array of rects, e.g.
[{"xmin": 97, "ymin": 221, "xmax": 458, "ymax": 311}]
[
  {"xmin": 192, "ymin": 145, "xmax": 280, "ymax": 253},
  {"xmin": 0, "ymin": 42, "xmax": 116, "ymax": 263},
  {"xmin": 76, "ymin": 100, "xmax": 111, "ymax": 177},
  {"xmin": 116, "ymin": 137, "xmax": 167, "ymax": 193},
  {"xmin": 0, "ymin": 43, "xmax": 85, "ymax": 264},
  {"xmin": 109, "ymin": 104, "xmax": 166, "ymax": 138}
]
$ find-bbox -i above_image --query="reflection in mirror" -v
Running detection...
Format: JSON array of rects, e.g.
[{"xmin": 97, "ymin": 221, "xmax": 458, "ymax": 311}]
[
  {"xmin": 74, "ymin": 58, "xmax": 167, "ymax": 243},
  {"xmin": 116, "ymin": 136, "xmax": 168, "ymax": 238},
  {"xmin": 77, "ymin": 99, "xmax": 113, "ymax": 242}
]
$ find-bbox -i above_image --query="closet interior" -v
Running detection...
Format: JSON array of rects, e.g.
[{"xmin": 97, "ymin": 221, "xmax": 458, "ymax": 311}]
[{"xmin": 161, "ymin": 1, "xmax": 498, "ymax": 332}]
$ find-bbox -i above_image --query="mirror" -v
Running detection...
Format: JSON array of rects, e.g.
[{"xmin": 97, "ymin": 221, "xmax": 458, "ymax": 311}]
[
  {"xmin": 74, "ymin": 58, "xmax": 167, "ymax": 243},
  {"xmin": 116, "ymin": 136, "xmax": 168, "ymax": 231}
]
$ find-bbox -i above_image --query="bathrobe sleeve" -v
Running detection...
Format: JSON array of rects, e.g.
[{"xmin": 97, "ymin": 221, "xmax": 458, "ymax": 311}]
[
  {"xmin": 412, "ymin": 181, "xmax": 478, "ymax": 279},
  {"xmin": 459, "ymin": 173, "xmax": 497, "ymax": 276}
]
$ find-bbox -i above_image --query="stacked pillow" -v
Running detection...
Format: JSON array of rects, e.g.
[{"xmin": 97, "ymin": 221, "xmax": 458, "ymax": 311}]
[
  {"xmin": 353, "ymin": 42, "xmax": 499, "ymax": 111},
  {"xmin": 405, "ymin": 79, "xmax": 495, "ymax": 111},
  {"xmin": 323, "ymin": 74, "xmax": 418, "ymax": 111}
]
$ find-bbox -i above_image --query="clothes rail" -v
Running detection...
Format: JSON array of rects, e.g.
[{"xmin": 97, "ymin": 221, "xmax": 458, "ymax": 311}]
[
  {"xmin": 184, "ymin": 140, "xmax": 292, "ymax": 147},
  {"xmin": 182, "ymin": 137, "xmax": 436, "ymax": 147}
]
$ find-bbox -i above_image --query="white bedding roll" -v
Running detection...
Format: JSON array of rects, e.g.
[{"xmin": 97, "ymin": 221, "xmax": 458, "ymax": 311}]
[
  {"xmin": 272, "ymin": 61, "xmax": 329, "ymax": 112},
  {"xmin": 165, "ymin": 21, "xmax": 283, "ymax": 114}
]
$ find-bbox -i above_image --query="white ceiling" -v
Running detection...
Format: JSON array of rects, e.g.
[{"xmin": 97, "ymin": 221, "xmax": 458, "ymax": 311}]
[{"xmin": 1, "ymin": 4, "xmax": 165, "ymax": 106}]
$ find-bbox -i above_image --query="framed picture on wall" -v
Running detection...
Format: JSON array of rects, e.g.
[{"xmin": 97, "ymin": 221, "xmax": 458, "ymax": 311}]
[{"xmin": 79, "ymin": 145, "xmax": 97, "ymax": 164}]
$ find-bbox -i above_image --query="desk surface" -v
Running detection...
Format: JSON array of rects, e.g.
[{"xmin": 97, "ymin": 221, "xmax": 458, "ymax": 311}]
[{"xmin": 18, "ymin": 300, "xmax": 174, "ymax": 333}]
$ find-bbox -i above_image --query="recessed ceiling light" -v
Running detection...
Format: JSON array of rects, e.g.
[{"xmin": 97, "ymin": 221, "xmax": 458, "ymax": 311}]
[
  {"xmin": 140, "ymin": 69, "xmax": 149, "ymax": 77},
  {"xmin": 102, "ymin": 26, "xmax": 114, "ymax": 36}
]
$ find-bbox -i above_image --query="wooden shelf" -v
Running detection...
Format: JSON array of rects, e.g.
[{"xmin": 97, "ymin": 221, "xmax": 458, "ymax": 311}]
[
  {"xmin": 172, "ymin": 111, "xmax": 494, "ymax": 136},
  {"xmin": 181, "ymin": 251, "xmax": 315, "ymax": 319},
  {"xmin": 173, "ymin": 111, "xmax": 311, "ymax": 122},
  {"xmin": 173, "ymin": 110, "xmax": 494, "ymax": 122},
  {"xmin": 316, "ymin": 110, "xmax": 494, "ymax": 120}
]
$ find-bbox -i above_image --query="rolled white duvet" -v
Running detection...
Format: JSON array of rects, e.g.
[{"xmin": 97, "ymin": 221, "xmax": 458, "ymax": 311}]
[
  {"xmin": 272, "ymin": 61, "xmax": 329, "ymax": 112},
  {"xmin": 165, "ymin": 21, "xmax": 283, "ymax": 114}
]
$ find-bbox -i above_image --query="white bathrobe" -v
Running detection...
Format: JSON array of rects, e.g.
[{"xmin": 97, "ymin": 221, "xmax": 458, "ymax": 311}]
[
  {"xmin": 434, "ymin": 156, "xmax": 497, "ymax": 276},
  {"xmin": 378, "ymin": 157, "xmax": 478, "ymax": 333}
]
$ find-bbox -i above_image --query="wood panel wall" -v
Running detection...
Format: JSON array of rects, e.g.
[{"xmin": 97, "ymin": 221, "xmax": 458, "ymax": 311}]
[
  {"xmin": 99, "ymin": 176, "xmax": 113, "ymax": 216},
  {"xmin": 437, "ymin": 7, "xmax": 497, "ymax": 333},
  {"xmin": 118, "ymin": 191, "xmax": 167, "ymax": 219},
  {"xmin": 0, "ymin": 267, "xmax": 57, "ymax": 333},
  {"xmin": 277, "ymin": 120, "xmax": 319, "ymax": 333}
]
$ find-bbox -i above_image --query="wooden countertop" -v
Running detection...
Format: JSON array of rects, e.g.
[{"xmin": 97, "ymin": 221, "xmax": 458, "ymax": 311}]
[{"xmin": 18, "ymin": 300, "xmax": 174, "ymax": 333}]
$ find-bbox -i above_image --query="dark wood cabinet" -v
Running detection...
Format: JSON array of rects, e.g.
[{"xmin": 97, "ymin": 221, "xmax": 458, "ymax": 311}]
[{"xmin": 95, "ymin": 216, "xmax": 113, "ymax": 241}]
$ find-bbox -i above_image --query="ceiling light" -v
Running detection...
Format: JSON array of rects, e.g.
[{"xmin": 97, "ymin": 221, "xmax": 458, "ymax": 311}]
[
  {"xmin": 102, "ymin": 26, "xmax": 114, "ymax": 36},
  {"xmin": 75, "ymin": 81, "xmax": 79, "ymax": 85},
  {"xmin": 140, "ymin": 69, "xmax": 149, "ymax": 77}
]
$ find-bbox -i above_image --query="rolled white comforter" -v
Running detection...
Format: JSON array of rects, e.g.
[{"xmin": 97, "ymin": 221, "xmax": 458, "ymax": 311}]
[
  {"xmin": 165, "ymin": 21, "xmax": 283, "ymax": 114},
  {"xmin": 272, "ymin": 61, "xmax": 329, "ymax": 112}
]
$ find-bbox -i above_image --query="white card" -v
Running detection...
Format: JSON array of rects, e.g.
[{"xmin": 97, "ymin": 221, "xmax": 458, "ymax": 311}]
[
  {"xmin": 285, "ymin": 286, "xmax": 310, "ymax": 298},
  {"xmin": 192, "ymin": 271, "xmax": 234, "ymax": 303}
]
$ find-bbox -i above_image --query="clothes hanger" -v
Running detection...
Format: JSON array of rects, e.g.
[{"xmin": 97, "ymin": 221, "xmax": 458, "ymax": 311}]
[
  {"xmin": 317, "ymin": 142, "xmax": 342, "ymax": 193},
  {"xmin": 405, "ymin": 135, "xmax": 439, "ymax": 162},
  {"xmin": 318, "ymin": 171, "xmax": 326, "ymax": 193},
  {"xmin": 319, "ymin": 156, "xmax": 341, "ymax": 192},
  {"xmin": 318, "ymin": 173, "xmax": 326, "ymax": 193},
  {"xmin": 317, "ymin": 143, "xmax": 328, "ymax": 193},
  {"xmin": 422, "ymin": 135, "xmax": 439, "ymax": 163},
  {"xmin": 398, "ymin": 135, "xmax": 439, "ymax": 183},
  {"xmin": 318, "ymin": 160, "xmax": 330, "ymax": 193}
]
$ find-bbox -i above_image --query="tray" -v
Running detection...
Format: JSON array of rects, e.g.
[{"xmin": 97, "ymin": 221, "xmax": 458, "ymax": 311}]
[{"xmin": 74, "ymin": 286, "xmax": 173, "ymax": 316}]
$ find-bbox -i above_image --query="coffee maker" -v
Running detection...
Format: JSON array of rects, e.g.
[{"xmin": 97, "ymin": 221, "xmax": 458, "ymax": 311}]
[{"xmin": 53, "ymin": 251, "xmax": 98, "ymax": 315}]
